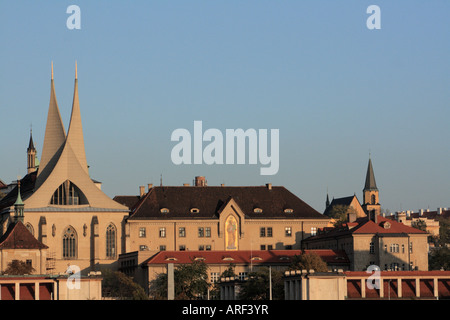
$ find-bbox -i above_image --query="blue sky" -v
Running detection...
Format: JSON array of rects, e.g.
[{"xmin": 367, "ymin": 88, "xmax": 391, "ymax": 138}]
[{"xmin": 0, "ymin": 1, "xmax": 449, "ymax": 213}]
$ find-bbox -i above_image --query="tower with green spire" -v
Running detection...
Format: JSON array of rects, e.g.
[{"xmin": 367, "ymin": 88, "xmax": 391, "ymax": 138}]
[{"xmin": 14, "ymin": 180, "xmax": 24, "ymax": 223}]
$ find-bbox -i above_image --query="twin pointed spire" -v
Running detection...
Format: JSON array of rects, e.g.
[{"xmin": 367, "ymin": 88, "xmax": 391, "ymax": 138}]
[{"xmin": 36, "ymin": 62, "xmax": 88, "ymax": 188}]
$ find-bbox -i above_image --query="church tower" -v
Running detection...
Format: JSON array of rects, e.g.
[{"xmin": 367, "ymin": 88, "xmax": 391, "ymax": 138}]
[
  {"xmin": 27, "ymin": 129, "xmax": 38, "ymax": 174},
  {"xmin": 362, "ymin": 157, "xmax": 381, "ymax": 218}
]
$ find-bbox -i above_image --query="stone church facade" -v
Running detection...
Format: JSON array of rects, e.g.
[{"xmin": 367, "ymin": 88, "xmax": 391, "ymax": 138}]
[{"xmin": 0, "ymin": 63, "xmax": 129, "ymax": 274}]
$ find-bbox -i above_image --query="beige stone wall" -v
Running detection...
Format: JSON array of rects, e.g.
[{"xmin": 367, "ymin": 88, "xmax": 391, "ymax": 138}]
[
  {"xmin": 21, "ymin": 210, "xmax": 127, "ymax": 274},
  {"xmin": 0, "ymin": 249, "xmax": 47, "ymax": 274},
  {"xmin": 126, "ymin": 218, "xmax": 330, "ymax": 256}
]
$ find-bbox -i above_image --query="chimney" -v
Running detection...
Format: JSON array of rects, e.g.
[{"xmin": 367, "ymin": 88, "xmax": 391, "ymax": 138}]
[
  {"xmin": 139, "ymin": 186, "xmax": 145, "ymax": 197},
  {"xmin": 266, "ymin": 183, "xmax": 272, "ymax": 190},
  {"xmin": 148, "ymin": 183, "xmax": 153, "ymax": 191},
  {"xmin": 419, "ymin": 209, "xmax": 424, "ymax": 216},
  {"xmin": 183, "ymin": 183, "xmax": 190, "ymax": 186},
  {"xmin": 220, "ymin": 184, "xmax": 225, "ymax": 187},
  {"xmin": 438, "ymin": 208, "xmax": 443, "ymax": 215},
  {"xmin": 195, "ymin": 176, "xmax": 207, "ymax": 187}
]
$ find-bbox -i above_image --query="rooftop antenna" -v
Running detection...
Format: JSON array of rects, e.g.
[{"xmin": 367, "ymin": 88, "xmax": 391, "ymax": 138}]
[{"xmin": 160, "ymin": 174, "xmax": 163, "ymax": 186}]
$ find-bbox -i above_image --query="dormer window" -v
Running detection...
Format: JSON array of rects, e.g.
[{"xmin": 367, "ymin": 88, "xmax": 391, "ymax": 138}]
[
  {"xmin": 160, "ymin": 208, "xmax": 170, "ymax": 214},
  {"xmin": 222, "ymin": 256, "xmax": 234, "ymax": 261},
  {"xmin": 254, "ymin": 208, "xmax": 263, "ymax": 213},
  {"xmin": 194, "ymin": 257, "xmax": 205, "ymax": 261},
  {"xmin": 190, "ymin": 208, "xmax": 200, "ymax": 213},
  {"xmin": 284, "ymin": 208, "xmax": 294, "ymax": 213},
  {"xmin": 165, "ymin": 257, "xmax": 177, "ymax": 261}
]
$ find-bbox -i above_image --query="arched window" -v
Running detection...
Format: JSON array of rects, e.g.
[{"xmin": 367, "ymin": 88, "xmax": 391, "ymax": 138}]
[
  {"xmin": 371, "ymin": 194, "xmax": 376, "ymax": 205},
  {"xmin": 106, "ymin": 223, "xmax": 116, "ymax": 259},
  {"xmin": 63, "ymin": 226, "xmax": 77, "ymax": 259},
  {"xmin": 50, "ymin": 180, "xmax": 88, "ymax": 205}
]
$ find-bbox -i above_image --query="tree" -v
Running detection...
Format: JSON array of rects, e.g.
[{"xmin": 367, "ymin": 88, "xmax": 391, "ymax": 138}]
[
  {"xmin": 2, "ymin": 260, "xmax": 35, "ymax": 275},
  {"xmin": 238, "ymin": 267, "xmax": 284, "ymax": 300},
  {"xmin": 437, "ymin": 216, "xmax": 450, "ymax": 246},
  {"xmin": 289, "ymin": 252, "xmax": 328, "ymax": 272},
  {"xmin": 149, "ymin": 260, "xmax": 210, "ymax": 300},
  {"xmin": 411, "ymin": 219, "xmax": 427, "ymax": 232},
  {"xmin": 328, "ymin": 205, "xmax": 357, "ymax": 227},
  {"xmin": 429, "ymin": 247, "xmax": 450, "ymax": 271},
  {"xmin": 102, "ymin": 269, "xmax": 148, "ymax": 300}
]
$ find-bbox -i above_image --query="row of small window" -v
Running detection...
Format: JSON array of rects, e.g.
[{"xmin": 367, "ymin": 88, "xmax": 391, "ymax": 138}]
[
  {"xmin": 261, "ymin": 227, "xmax": 317, "ymax": 237},
  {"xmin": 139, "ymin": 227, "xmax": 212, "ymax": 238},
  {"xmin": 139, "ymin": 244, "xmax": 293, "ymax": 251},
  {"xmin": 139, "ymin": 244, "xmax": 212, "ymax": 251},
  {"xmin": 369, "ymin": 242, "xmax": 413, "ymax": 254},
  {"xmin": 368, "ymin": 262, "xmax": 415, "ymax": 271},
  {"xmin": 210, "ymin": 272, "xmax": 249, "ymax": 283},
  {"xmin": 139, "ymin": 226, "xmax": 318, "ymax": 239}
]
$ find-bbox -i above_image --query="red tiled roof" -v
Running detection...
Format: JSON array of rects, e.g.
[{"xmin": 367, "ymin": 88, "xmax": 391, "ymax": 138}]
[
  {"xmin": 306, "ymin": 215, "xmax": 426, "ymax": 242},
  {"xmin": 0, "ymin": 221, "xmax": 48, "ymax": 250},
  {"xmin": 145, "ymin": 249, "xmax": 349, "ymax": 265},
  {"xmin": 345, "ymin": 271, "xmax": 450, "ymax": 278},
  {"xmin": 352, "ymin": 216, "xmax": 427, "ymax": 234}
]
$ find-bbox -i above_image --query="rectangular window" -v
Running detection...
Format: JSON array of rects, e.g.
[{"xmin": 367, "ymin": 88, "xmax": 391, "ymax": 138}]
[
  {"xmin": 409, "ymin": 243, "xmax": 413, "ymax": 253},
  {"xmin": 210, "ymin": 272, "xmax": 220, "ymax": 284},
  {"xmin": 260, "ymin": 245, "xmax": 266, "ymax": 250},
  {"xmin": 238, "ymin": 272, "xmax": 248, "ymax": 281},
  {"xmin": 205, "ymin": 227, "xmax": 211, "ymax": 237},
  {"xmin": 267, "ymin": 245, "xmax": 273, "ymax": 250},
  {"xmin": 179, "ymin": 245, "xmax": 186, "ymax": 251},
  {"xmin": 285, "ymin": 227, "xmax": 292, "ymax": 237},
  {"xmin": 267, "ymin": 227, "xmax": 273, "ymax": 237},
  {"xmin": 199, "ymin": 245, "xmax": 205, "ymax": 251},
  {"xmin": 139, "ymin": 245, "xmax": 148, "ymax": 251},
  {"xmin": 198, "ymin": 227, "xmax": 204, "ymax": 237},
  {"xmin": 139, "ymin": 227, "xmax": 146, "ymax": 238},
  {"xmin": 402, "ymin": 244, "xmax": 405, "ymax": 253},
  {"xmin": 205, "ymin": 245, "xmax": 211, "ymax": 251},
  {"xmin": 159, "ymin": 227, "xmax": 166, "ymax": 238},
  {"xmin": 260, "ymin": 227, "xmax": 266, "ymax": 237},
  {"xmin": 285, "ymin": 245, "xmax": 292, "ymax": 250},
  {"xmin": 179, "ymin": 227, "xmax": 186, "ymax": 237},
  {"xmin": 160, "ymin": 245, "xmax": 166, "ymax": 251},
  {"xmin": 369, "ymin": 242, "xmax": 375, "ymax": 254},
  {"xmin": 311, "ymin": 227, "xmax": 317, "ymax": 236}
]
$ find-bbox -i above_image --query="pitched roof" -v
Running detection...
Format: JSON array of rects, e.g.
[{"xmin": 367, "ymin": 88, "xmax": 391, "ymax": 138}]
[
  {"xmin": 305, "ymin": 215, "xmax": 427, "ymax": 242},
  {"xmin": 144, "ymin": 249, "xmax": 349, "ymax": 266},
  {"xmin": 364, "ymin": 158, "xmax": 378, "ymax": 191},
  {"xmin": 127, "ymin": 185, "xmax": 328, "ymax": 220},
  {"xmin": 113, "ymin": 195, "xmax": 141, "ymax": 209},
  {"xmin": 0, "ymin": 172, "xmax": 36, "ymax": 211},
  {"xmin": 0, "ymin": 221, "xmax": 48, "ymax": 250},
  {"xmin": 323, "ymin": 195, "xmax": 358, "ymax": 216}
]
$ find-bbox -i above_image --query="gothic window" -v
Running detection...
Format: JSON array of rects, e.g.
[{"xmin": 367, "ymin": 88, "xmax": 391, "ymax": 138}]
[
  {"xmin": 106, "ymin": 223, "xmax": 116, "ymax": 259},
  {"xmin": 371, "ymin": 194, "xmax": 376, "ymax": 205},
  {"xmin": 63, "ymin": 226, "xmax": 77, "ymax": 259},
  {"xmin": 50, "ymin": 180, "xmax": 88, "ymax": 205}
]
